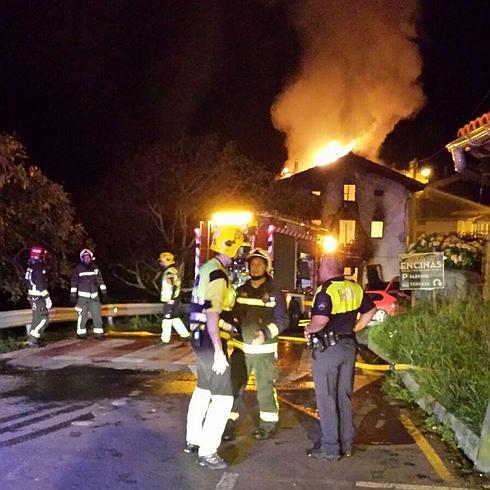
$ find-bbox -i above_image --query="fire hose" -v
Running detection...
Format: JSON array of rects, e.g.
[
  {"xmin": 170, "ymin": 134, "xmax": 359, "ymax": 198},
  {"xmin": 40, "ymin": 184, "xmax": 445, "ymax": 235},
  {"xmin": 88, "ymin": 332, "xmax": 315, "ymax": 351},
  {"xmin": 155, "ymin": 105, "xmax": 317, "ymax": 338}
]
[{"xmin": 277, "ymin": 334, "xmax": 423, "ymax": 372}]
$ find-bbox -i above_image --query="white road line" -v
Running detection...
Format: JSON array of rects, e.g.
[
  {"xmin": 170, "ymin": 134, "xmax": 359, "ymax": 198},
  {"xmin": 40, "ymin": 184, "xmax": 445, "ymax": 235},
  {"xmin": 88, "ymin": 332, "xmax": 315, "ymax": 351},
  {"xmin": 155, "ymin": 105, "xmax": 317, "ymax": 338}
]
[
  {"xmin": 0, "ymin": 403, "xmax": 97, "ymax": 446},
  {"xmin": 356, "ymin": 482, "xmax": 473, "ymax": 490},
  {"xmin": 216, "ymin": 472, "xmax": 239, "ymax": 490}
]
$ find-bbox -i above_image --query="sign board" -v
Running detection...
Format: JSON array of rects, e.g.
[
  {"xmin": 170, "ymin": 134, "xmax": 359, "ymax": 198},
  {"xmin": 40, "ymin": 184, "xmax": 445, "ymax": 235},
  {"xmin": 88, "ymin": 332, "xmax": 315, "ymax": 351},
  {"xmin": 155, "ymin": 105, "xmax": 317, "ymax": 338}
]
[{"xmin": 399, "ymin": 252, "xmax": 444, "ymax": 290}]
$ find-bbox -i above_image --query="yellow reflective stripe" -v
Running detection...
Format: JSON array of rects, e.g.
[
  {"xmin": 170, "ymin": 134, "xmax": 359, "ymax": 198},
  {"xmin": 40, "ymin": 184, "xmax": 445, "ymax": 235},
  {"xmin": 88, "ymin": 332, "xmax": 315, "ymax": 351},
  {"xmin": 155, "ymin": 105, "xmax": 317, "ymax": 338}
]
[
  {"xmin": 220, "ymin": 331, "xmax": 231, "ymax": 340},
  {"xmin": 228, "ymin": 339, "xmax": 278, "ymax": 354},
  {"xmin": 78, "ymin": 291, "xmax": 98, "ymax": 298},
  {"xmin": 236, "ymin": 297, "xmax": 276, "ymax": 307},
  {"xmin": 266, "ymin": 323, "xmax": 280, "ymax": 338},
  {"xmin": 327, "ymin": 281, "xmax": 363, "ymax": 314},
  {"xmin": 259, "ymin": 411, "xmax": 279, "ymax": 422},
  {"xmin": 28, "ymin": 289, "xmax": 49, "ymax": 297}
]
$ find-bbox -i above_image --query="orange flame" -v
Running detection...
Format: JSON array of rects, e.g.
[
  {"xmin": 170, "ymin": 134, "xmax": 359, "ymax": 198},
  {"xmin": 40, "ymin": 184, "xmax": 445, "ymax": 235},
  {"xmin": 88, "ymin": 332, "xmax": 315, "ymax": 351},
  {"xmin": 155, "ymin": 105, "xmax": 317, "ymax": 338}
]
[{"xmin": 312, "ymin": 140, "xmax": 356, "ymax": 166}]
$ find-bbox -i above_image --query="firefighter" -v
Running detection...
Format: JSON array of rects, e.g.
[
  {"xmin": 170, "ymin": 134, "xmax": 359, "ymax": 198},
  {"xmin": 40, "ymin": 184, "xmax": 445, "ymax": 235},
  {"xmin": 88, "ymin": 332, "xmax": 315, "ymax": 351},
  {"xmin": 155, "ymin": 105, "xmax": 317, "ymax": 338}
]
[
  {"xmin": 185, "ymin": 225, "xmax": 244, "ymax": 470},
  {"xmin": 25, "ymin": 245, "xmax": 52, "ymax": 347},
  {"xmin": 70, "ymin": 249, "xmax": 107, "ymax": 339},
  {"xmin": 158, "ymin": 252, "xmax": 190, "ymax": 344},
  {"xmin": 304, "ymin": 254, "xmax": 376, "ymax": 460},
  {"xmin": 222, "ymin": 248, "xmax": 288, "ymax": 441}
]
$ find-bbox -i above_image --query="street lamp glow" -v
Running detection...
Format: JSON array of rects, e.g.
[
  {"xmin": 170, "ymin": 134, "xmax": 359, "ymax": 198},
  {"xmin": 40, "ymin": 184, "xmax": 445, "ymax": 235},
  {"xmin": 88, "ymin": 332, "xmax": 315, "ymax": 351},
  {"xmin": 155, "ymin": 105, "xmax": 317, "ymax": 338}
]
[
  {"xmin": 211, "ymin": 211, "xmax": 253, "ymax": 228},
  {"xmin": 322, "ymin": 235, "xmax": 338, "ymax": 253},
  {"xmin": 313, "ymin": 140, "xmax": 356, "ymax": 167},
  {"xmin": 420, "ymin": 167, "xmax": 432, "ymax": 178}
]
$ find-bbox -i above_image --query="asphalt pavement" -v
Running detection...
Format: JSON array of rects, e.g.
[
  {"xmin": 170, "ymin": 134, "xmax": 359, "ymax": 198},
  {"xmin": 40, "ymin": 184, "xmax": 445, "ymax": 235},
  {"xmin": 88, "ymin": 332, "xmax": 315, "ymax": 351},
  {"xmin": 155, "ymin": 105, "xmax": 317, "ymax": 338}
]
[{"xmin": 0, "ymin": 333, "xmax": 487, "ymax": 490}]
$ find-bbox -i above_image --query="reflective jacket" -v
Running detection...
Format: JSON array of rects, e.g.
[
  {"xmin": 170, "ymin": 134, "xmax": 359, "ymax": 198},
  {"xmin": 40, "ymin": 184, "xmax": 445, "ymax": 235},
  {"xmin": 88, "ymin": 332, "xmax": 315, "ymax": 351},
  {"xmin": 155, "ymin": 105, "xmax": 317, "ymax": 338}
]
[
  {"xmin": 190, "ymin": 257, "xmax": 232, "ymax": 327},
  {"xmin": 161, "ymin": 265, "xmax": 181, "ymax": 302},
  {"xmin": 232, "ymin": 278, "xmax": 288, "ymax": 354},
  {"xmin": 25, "ymin": 262, "xmax": 49, "ymax": 300},
  {"xmin": 70, "ymin": 262, "xmax": 107, "ymax": 300}
]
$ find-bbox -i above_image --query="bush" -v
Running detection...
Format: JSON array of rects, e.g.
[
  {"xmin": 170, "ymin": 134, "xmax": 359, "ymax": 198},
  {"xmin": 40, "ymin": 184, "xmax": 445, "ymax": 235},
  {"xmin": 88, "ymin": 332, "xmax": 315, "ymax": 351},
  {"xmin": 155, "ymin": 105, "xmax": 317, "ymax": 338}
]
[
  {"xmin": 370, "ymin": 296, "xmax": 490, "ymax": 434},
  {"xmin": 0, "ymin": 335, "xmax": 19, "ymax": 353},
  {"xmin": 408, "ymin": 232, "xmax": 485, "ymax": 271},
  {"xmin": 110, "ymin": 315, "xmax": 162, "ymax": 333}
]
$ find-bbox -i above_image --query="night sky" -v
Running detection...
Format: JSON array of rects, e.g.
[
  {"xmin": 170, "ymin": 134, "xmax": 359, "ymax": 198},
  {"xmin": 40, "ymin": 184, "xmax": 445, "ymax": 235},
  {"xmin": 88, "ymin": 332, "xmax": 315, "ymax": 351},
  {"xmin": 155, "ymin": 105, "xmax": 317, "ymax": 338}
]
[{"xmin": 0, "ymin": 0, "xmax": 489, "ymax": 196}]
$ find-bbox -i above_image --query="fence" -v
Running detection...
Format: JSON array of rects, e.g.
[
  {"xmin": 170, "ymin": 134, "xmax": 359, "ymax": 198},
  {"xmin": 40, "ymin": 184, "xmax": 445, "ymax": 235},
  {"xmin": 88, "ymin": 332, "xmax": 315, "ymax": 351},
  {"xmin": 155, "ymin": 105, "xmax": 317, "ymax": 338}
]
[{"xmin": 0, "ymin": 304, "xmax": 163, "ymax": 330}]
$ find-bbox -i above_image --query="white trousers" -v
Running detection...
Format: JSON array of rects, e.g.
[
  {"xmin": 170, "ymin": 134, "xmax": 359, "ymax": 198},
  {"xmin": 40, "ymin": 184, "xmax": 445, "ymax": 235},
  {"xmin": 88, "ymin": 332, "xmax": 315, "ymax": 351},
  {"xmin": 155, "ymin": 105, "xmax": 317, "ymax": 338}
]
[
  {"xmin": 186, "ymin": 387, "xmax": 233, "ymax": 456},
  {"xmin": 161, "ymin": 318, "xmax": 190, "ymax": 343}
]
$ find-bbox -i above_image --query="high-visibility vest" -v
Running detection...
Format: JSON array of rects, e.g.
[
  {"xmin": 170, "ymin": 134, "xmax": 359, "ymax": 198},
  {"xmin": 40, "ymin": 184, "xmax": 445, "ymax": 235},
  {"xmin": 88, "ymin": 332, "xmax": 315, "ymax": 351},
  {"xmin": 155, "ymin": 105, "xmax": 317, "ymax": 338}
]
[{"xmin": 161, "ymin": 266, "xmax": 181, "ymax": 302}]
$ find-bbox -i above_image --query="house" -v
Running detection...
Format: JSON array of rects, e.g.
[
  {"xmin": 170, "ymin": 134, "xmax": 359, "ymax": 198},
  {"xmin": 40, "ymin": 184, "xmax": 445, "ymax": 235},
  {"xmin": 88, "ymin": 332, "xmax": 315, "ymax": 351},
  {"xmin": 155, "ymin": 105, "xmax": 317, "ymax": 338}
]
[
  {"xmin": 289, "ymin": 153, "xmax": 424, "ymax": 284},
  {"xmin": 412, "ymin": 186, "xmax": 490, "ymax": 236}
]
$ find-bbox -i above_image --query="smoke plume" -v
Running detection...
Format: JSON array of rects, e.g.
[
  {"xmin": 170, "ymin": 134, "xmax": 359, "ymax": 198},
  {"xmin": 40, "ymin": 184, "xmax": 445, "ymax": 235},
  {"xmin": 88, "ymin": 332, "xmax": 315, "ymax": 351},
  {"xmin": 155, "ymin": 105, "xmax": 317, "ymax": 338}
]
[{"xmin": 271, "ymin": 0, "xmax": 425, "ymax": 173}]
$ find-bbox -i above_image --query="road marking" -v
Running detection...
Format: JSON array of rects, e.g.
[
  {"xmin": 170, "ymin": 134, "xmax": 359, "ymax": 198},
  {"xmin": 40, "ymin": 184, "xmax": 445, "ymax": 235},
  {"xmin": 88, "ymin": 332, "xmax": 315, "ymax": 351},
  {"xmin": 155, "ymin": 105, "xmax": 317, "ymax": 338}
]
[
  {"xmin": 398, "ymin": 412, "xmax": 455, "ymax": 484},
  {"xmin": 216, "ymin": 472, "xmax": 239, "ymax": 489},
  {"xmin": 280, "ymin": 397, "xmax": 460, "ymax": 487},
  {"xmin": 356, "ymin": 482, "xmax": 472, "ymax": 490},
  {"xmin": 0, "ymin": 403, "xmax": 97, "ymax": 447}
]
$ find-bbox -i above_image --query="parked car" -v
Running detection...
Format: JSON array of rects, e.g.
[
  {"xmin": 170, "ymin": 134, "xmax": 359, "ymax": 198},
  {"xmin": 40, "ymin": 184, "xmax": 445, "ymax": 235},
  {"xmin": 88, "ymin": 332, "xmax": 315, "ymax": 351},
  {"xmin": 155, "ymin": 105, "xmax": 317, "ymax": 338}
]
[{"xmin": 365, "ymin": 276, "xmax": 410, "ymax": 324}]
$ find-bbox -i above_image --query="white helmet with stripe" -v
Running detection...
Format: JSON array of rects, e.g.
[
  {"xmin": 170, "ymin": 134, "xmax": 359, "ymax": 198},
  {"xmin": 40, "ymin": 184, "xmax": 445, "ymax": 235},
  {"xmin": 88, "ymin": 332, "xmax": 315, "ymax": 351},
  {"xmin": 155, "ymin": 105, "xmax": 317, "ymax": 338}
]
[
  {"xmin": 247, "ymin": 248, "xmax": 273, "ymax": 274},
  {"xmin": 80, "ymin": 248, "xmax": 94, "ymax": 261}
]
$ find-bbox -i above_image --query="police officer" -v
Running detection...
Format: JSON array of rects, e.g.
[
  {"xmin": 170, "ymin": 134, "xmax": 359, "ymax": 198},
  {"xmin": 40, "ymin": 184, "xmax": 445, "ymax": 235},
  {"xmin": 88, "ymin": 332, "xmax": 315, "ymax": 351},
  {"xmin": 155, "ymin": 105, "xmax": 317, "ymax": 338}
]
[
  {"xmin": 25, "ymin": 245, "xmax": 52, "ymax": 347},
  {"xmin": 70, "ymin": 249, "xmax": 107, "ymax": 339},
  {"xmin": 305, "ymin": 254, "xmax": 376, "ymax": 460},
  {"xmin": 222, "ymin": 248, "xmax": 288, "ymax": 441},
  {"xmin": 158, "ymin": 252, "xmax": 190, "ymax": 344},
  {"xmin": 185, "ymin": 225, "xmax": 244, "ymax": 470}
]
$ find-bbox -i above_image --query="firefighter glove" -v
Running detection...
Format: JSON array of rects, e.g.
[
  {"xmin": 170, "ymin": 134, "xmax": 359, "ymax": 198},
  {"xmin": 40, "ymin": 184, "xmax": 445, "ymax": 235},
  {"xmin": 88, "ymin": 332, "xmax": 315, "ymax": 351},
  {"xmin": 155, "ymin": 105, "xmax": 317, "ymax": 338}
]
[
  {"xmin": 212, "ymin": 350, "xmax": 229, "ymax": 375},
  {"xmin": 45, "ymin": 297, "xmax": 53, "ymax": 310}
]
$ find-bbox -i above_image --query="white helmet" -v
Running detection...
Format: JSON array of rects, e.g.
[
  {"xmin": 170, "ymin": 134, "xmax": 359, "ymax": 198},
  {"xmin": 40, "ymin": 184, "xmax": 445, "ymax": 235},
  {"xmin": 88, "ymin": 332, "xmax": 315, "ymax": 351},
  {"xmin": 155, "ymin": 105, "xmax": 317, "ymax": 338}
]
[
  {"xmin": 80, "ymin": 248, "xmax": 94, "ymax": 261},
  {"xmin": 247, "ymin": 248, "xmax": 273, "ymax": 274}
]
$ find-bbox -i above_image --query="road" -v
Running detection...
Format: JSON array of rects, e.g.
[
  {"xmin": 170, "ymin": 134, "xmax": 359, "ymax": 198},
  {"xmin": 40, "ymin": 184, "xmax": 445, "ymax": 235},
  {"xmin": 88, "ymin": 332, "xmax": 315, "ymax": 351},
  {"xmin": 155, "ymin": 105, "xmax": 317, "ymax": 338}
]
[{"xmin": 0, "ymin": 334, "xmax": 487, "ymax": 490}]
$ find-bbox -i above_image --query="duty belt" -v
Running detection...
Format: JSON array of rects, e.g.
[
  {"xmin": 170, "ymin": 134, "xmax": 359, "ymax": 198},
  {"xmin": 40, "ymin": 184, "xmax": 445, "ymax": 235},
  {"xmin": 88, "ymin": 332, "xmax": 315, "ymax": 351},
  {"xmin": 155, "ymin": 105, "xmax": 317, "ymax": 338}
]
[{"xmin": 335, "ymin": 332, "xmax": 356, "ymax": 340}]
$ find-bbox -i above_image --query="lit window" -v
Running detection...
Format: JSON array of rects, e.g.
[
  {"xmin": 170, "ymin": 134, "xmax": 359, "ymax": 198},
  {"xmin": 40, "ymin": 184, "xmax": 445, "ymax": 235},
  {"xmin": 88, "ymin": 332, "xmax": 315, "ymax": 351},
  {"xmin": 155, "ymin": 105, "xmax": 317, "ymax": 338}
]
[
  {"xmin": 339, "ymin": 220, "xmax": 356, "ymax": 244},
  {"xmin": 311, "ymin": 190, "xmax": 321, "ymax": 196},
  {"xmin": 343, "ymin": 184, "xmax": 356, "ymax": 201},
  {"xmin": 371, "ymin": 221, "xmax": 384, "ymax": 238}
]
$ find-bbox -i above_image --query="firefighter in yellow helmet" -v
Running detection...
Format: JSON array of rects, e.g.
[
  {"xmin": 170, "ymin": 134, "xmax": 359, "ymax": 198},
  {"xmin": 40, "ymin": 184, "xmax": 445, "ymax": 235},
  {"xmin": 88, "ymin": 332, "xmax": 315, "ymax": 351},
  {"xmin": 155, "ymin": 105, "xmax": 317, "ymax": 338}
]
[
  {"xmin": 158, "ymin": 252, "xmax": 190, "ymax": 344},
  {"xmin": 185, "ymin": 225, "xmax": 244, "ymax": 470},
  {"xmin": 222, "ymin": 248, "xmax": 288, "ymax": 441}
]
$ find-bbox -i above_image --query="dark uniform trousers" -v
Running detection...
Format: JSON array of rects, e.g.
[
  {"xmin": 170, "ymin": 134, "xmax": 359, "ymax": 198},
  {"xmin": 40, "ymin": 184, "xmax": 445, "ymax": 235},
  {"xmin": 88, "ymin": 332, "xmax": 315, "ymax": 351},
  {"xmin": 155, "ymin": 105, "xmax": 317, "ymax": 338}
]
[
  {"xmin": 194, "ymin": 331, "xmax": 233, "ymax": 396},
  {"xmin": 29, "ymin": 298, "xmax": 49, "ymax": 340},
  {"xmin": 312, "ymin": 339, "xmax": 357, "ymax": 456},
  {"xmin": 230, "ymin": 349, "xmax": 279, "ymax": 430},
  {"xmin": 76, "ymin": 298, "xmax": 103, "ymax": 335}
]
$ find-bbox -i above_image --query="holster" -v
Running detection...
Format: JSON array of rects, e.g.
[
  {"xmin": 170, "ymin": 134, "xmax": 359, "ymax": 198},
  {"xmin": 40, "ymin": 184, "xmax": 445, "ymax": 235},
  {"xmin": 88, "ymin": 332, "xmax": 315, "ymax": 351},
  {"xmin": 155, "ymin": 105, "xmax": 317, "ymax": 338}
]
[{"xmin": 190, "ymin": 323, "xmax": 204, "ymax": 348}]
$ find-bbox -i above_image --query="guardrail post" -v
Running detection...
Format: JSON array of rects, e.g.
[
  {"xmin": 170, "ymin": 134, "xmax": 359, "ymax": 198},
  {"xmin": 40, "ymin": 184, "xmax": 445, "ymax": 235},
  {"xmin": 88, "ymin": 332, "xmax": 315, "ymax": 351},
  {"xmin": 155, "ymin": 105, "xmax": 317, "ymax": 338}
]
[{"xmin": 476, "ymin": 398, "xmax": 490, "ymax": 473}]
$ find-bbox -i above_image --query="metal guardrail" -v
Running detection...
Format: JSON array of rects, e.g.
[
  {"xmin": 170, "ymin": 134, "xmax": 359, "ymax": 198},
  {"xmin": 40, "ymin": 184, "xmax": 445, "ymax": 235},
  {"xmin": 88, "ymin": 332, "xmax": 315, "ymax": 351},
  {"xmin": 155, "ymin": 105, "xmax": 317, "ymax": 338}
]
[{"xmin": 0, "ymin": 303, "xmax": 163, "ymax": 330}]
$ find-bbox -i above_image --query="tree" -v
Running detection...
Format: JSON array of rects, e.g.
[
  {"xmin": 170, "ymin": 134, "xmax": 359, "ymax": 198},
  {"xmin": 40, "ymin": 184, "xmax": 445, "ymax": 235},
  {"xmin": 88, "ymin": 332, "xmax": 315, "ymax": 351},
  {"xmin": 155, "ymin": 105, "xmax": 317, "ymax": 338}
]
[
  {"xmin": 0, "ymin": 134, "xmax": 87, "ymax": 303},
  {"xmin": 85, "ymin": 135, "xmax": 315, "ymax": 296}
]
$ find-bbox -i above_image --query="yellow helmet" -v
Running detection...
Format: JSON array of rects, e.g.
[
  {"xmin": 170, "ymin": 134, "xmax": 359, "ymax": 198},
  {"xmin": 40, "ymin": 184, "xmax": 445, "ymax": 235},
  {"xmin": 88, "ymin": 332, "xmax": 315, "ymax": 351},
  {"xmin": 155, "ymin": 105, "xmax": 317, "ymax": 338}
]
[
  {"xmin": 159, "ymin": 252, "xmax": 175, "ymax": 266},
  {"xmin": 210, "ymin": 225, "xmax": 244, "ymax": 258},
  {"xmin": 247, "ymin": 247, "xmax": 273, "ymax": 274}
]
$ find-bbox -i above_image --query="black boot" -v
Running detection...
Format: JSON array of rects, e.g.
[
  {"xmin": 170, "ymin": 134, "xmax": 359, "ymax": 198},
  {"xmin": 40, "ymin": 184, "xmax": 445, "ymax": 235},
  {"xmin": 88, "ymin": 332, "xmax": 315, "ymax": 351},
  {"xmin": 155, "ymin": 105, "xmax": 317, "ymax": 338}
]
[
  {"xmin": 253, "ymin": 425, "xmax": 276, "ymax": 440},
  {"xmin": 221, "ymin": 419, "xmax": 236, "ymax": 441}
]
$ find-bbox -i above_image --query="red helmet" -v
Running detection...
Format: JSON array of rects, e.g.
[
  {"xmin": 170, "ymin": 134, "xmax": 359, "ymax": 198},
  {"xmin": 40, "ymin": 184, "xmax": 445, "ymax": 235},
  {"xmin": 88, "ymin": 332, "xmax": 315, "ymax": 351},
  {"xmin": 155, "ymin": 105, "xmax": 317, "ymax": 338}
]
[{"xmin": 30, "ymin": 245, "xmax": 48, "ymax": 262}]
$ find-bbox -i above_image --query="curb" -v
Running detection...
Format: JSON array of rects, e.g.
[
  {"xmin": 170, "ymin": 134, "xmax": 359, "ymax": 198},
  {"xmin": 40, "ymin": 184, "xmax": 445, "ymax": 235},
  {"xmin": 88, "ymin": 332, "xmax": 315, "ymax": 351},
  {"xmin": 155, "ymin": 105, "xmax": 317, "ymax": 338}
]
[{"xmin": 368, "ymin": 336, "xmax": 490, "ymax": 474}]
